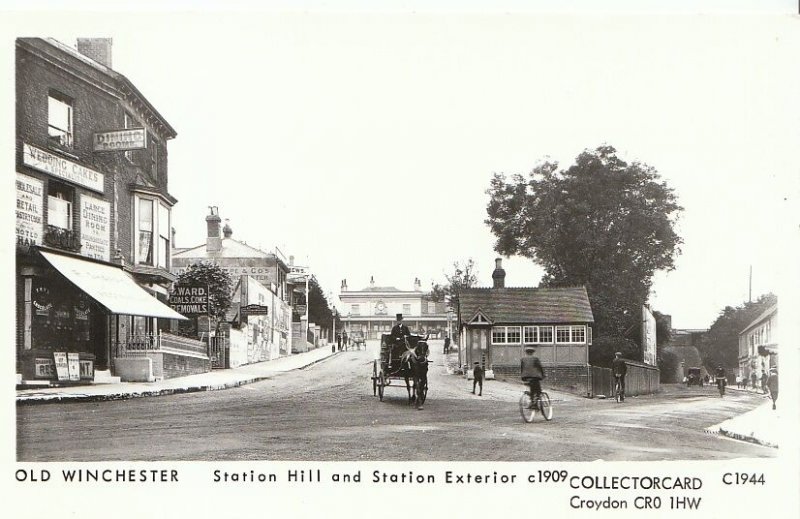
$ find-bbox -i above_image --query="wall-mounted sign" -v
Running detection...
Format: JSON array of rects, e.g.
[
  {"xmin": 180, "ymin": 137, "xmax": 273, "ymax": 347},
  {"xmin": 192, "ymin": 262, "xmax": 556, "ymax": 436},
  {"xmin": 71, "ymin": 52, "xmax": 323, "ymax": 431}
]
[
  {"xmin": 79, "ymin": 359, "xmax": 94, "ymax": 380},
  {"xmin": 53, "ymin": 352, "xmax": 70, "ymax": 381},
  {"xmin": 294, "ymin": 305, "xmax": 307, "ymax": 316},
  {"xmin": 80, "ymin": 195, "xmax": 111, "ymax": 261},
  {"xmin": 241, "ymin": 304, "xmax": 269, "ymax": 315},
  {"xmin": 16, "ymin": 173, "xmax": 44, "ymax": 246},
  {"xmin": 34, "ymin": 357, "xmax": 55, "ymax": 379},
  {"xmin": 23, "ymin": 143, "xmax": 104, "ymax": 193},
  {"xmin": 170, "ymin": 284, "xmax": 209, "ymax": 316},
  {"xmin": 93, "ymin": 128, "xmax": 147, "ymax": 152}
]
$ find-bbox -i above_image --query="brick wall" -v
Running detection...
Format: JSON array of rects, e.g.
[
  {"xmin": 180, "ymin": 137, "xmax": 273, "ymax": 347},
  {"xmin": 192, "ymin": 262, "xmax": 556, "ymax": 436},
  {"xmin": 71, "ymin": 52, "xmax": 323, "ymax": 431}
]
[
  {"xmin": 493, "ymin": 364, "xmax": 589, "ymax": 395},
  {"xmin": 161, "ymin": 352, "xmax": 211, "ymax": 379}
]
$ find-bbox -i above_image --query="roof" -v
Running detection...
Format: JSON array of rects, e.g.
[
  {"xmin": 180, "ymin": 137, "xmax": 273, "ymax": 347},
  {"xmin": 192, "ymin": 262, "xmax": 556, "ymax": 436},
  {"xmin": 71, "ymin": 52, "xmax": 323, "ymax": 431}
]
[
  {"xmin": 740, "ymin": 304, "xmax": 778, "ymax": 336},
  {"xmin": 172, "ymin": 238, "xmax": 276, "ymax": 260},
  {"xmin": 361, "ymin": 286, "xmax": 401, "ymax": 292},
  {"xmin": 458, "ymin": 286, "xmax": 594, "ymax": 325}
]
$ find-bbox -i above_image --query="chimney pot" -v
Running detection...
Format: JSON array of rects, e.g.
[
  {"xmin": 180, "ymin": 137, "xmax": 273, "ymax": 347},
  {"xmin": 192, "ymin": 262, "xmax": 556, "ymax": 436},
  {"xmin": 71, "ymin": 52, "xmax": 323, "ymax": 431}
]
[
  {"xmin": 206, "ymin": 207, "xmax": 222, "ymax": 253},
  {"xmin": 492, "ymin": 257, "xmax": 506, "ymax": 289}
]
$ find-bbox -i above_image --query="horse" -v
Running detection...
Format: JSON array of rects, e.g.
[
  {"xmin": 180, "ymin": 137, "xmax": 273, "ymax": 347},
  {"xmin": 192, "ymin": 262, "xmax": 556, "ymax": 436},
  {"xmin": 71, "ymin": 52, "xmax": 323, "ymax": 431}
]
[{"xmin": 398, "ymin": 337, "xmax": 430, "ymax": 409}]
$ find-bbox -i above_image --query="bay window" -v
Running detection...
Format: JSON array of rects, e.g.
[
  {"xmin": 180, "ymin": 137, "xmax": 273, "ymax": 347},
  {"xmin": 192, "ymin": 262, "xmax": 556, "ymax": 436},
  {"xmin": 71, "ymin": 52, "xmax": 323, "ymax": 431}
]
[{"xmin": 134, "ymin": 195, "xmax": 171, "ymax": 269}]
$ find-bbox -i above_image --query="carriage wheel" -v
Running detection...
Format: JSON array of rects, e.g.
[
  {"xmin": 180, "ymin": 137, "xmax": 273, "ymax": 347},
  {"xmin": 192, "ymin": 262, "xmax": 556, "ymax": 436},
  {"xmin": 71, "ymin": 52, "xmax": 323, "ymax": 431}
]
[
  {"xmin": 378, "ymin": 372, "xmax": 385, "ymax": 401},
  {"xmin": 372, "ymin": 361, "xmax": 377, "ymax": 396}
]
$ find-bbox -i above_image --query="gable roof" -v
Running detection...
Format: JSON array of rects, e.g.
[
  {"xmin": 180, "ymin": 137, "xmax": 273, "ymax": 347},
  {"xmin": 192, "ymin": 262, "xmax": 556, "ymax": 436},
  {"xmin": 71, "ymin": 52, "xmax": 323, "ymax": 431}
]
[
  {"xmin": 172, "ymin": 238, "xmax": 274, "ymax": 260},
  {"xmin": 458, "ymin": 286, "xmax": 594, "ymax": 325},
  {"xmin": 739, "ymin": 304, "xmax": 778, "ymax": 336}
]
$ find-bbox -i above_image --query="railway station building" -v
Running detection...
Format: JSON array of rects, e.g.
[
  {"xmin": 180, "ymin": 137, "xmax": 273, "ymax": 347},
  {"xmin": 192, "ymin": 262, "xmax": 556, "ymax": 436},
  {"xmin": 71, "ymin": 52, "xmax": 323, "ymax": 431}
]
[{"xmin": 338, "ymin": 277, "xmax": 449, "ymax": 340}]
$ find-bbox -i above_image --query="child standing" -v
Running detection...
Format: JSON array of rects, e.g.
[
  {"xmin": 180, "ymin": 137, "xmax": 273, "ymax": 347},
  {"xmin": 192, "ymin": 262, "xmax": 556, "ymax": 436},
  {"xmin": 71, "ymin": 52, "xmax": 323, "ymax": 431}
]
[{"xmin": 472, "ymin": 361, "xmax": 484, "ymax": 396}]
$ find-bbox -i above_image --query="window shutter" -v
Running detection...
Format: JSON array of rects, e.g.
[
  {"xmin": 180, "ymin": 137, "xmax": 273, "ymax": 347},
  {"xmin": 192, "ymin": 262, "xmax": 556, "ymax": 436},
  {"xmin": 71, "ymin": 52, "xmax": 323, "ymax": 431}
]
[{"xmin": 587, "ymin": 325, "xmax": 592, "ymax": 345}]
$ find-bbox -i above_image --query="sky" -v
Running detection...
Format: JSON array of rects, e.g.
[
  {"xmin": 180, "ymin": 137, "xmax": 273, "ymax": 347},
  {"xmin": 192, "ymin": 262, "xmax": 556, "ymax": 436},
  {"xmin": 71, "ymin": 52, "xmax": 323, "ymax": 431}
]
[{"xmin": 4, "ymin": 6, "xmax": 799, "ymax": 329}]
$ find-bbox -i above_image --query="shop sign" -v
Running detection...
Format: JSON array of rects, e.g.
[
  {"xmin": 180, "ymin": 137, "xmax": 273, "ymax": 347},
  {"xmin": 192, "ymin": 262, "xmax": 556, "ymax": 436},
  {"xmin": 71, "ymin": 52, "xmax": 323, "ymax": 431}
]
[
  {"xmin": 241, "ymin": 304, "xmax": 269, "ymax": 315},
  {"xmin": 294, "ymin": 304, "xmax": 307, "ymax": 316},
  {"xmin": 34, "ymin": 357, "xmax": 55, "ymax": 378},
  {"xmin": 93, "ymin": 128, "xmax": 147, "ymax": 152},
  {"xmin": 80, "ymin": 195, "xmax": 110, "ymax": 261},
  {"xmin": 23, "ymin": 143, "xmax": 104, "ymax": 193},
  {"xmin": 53, "ymin": 352, "xmax": 70, "ymax": 381},
  {"xmin": 67, "ymin": 352, "xmax": 80, "ymax": 381},
  {"xmin": 169, "ymin": 284, "xmax": 209, "ymax": 316},
  {"xmin": 16, "ymin": 173, "xmax": 44, "ymax": 246},
  {"xmin": 33, "ymin": 286, "xmax": 52, "ymax": 316}
]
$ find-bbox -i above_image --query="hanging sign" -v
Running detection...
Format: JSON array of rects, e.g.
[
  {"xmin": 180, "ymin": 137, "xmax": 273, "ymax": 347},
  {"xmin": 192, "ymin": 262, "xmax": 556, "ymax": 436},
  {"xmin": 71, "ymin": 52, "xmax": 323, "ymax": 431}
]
[
  {"xmin": 93, "ymin": 128, "xmax": 147, "ymax": 152},
  {"xmin": 241, "ymin": 304, "xmax": 269, "ymax": 316}
]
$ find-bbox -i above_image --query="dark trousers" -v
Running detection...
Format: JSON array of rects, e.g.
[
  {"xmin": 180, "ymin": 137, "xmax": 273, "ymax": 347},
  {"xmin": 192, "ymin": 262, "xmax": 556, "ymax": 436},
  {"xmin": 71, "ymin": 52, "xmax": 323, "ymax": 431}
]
[
  {"xmin": 473, "ymin": 377, "xmax": 483, "ymax": 395},
  {"xmin": 770, "ymin": 390, "xmax": 778, "ymax": 409},
  {"xmin": 525, "ymin": 378, "xmax": 542, "ymax": 400},
  {"xmin": 614, "ymin": 375, "xmax": 626, "ymax": 400}
]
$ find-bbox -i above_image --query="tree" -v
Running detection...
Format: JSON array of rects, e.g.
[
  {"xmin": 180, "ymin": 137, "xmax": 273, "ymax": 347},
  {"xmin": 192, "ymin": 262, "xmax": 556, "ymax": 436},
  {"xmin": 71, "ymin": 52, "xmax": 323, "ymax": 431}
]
[
  {"xmin": 699, "ymin": 293, "xmax": 777, "ymax": 372},
  {"xmin": 174, "ymin": 261, "xmax": 233, "ymax": 322},
  {"xmin": 307, "ymin": 276, "xmax": 338, "ymax": 331},
  {"xmin": 485, "ymin": 145, "xmax": 683, "ymax": 347},
  {"xmin": 428, "ymin": 259, "xmax": 479, "ymax": 313}
]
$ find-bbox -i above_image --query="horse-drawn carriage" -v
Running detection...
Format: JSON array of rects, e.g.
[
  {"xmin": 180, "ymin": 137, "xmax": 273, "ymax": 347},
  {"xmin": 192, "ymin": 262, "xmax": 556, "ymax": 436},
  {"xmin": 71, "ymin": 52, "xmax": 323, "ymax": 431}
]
[
  {"xmin": 349, "ymin": 331, "xmax": 366, "ymax": 350},
  {"xmin": 372, "ymin": 333, "xmax": 430, "ymax": 409}
]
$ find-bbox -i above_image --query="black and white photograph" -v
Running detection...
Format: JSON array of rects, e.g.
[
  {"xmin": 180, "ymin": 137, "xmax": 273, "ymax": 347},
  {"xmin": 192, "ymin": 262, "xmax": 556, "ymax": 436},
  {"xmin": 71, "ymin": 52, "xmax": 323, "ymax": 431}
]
[{"xmin": 5, "ymin": 1, "xmax": 799, "ymax": 517}]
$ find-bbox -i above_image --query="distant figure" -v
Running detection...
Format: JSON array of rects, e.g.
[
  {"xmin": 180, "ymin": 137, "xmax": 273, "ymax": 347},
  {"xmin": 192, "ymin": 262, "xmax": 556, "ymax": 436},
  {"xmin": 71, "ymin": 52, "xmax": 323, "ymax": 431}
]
[
  {"xmin": 704, "ymin": 374, "xmax": 710, "ymax": 385},
  {"xmin": 750, "ymin": 371, "xmax": 757, "ymax": 390},
  {"xmin": 761, "ymin": 371, "xmax": 768, "ymax": 394},
  {"xmin": 337, "ymin": 332, "xmax": 342, "ymax": 351},
  {"xmin": 612, "ymin": 351, "xmax": 627, "ymax": 402},
  {"xmin": 766, "ymin": 368, "xmax": 779, "ymax": 410},
  {"xmin": 444, "ymin": 334, "xmax": 451, "ymax": 354},
  {"xmin": 735, "ymin": 374, "xmax": 741, "ymax": 389},
  {"xmin": 472, "ymin": 362, "xmax": 484, "ymax": 396},
  {"xmin": 343, "ymin": 331, "xmax": 349, "ymax": 350}
]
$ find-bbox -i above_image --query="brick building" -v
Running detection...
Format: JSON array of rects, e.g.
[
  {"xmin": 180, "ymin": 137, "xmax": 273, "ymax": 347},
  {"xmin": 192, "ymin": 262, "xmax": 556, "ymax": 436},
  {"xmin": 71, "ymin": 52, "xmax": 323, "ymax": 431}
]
[
  {"xmin": 15, "ymin": 37, "xmax": 207, "ymax": 386},
  {"xmin": 456, "ymin": 259, "xmax": 595, "ymax": 393}
]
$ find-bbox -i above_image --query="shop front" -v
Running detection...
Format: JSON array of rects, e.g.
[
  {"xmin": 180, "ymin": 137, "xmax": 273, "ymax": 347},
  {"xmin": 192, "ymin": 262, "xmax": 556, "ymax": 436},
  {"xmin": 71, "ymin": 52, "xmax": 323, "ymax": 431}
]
[{"xmin": 17, "ymin": 247, "xmax": 188, "ymax": 386}]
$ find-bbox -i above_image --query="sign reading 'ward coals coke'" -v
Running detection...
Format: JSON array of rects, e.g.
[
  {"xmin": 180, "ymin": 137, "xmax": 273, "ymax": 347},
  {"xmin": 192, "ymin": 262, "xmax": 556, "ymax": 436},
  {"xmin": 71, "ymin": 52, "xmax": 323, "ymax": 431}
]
[{"xmin": 169, "ymin": 284, "xmax": 209, "ymax": 316}]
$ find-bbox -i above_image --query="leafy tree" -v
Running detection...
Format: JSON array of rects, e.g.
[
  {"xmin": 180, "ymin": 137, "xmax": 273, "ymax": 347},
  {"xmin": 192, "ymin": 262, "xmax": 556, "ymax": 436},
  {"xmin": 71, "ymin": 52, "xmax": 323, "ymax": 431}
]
[
  {"xmin": 174, "ymin": 261, "xmax": 233, "ymax": 321},
  {"xmin": 307, "ymin": 276, "xmax": 340, "ymax": 330},
  {"xmin": 428, "ymin": 259, "xmax": 479, "ymax": 313},
  {"xmin": 485, "ymin": 145, "xmax": 683, "ymax": 358},
  {"xmin": 699, "ymin": 293, "xmax": 777, "ymax": 372}
]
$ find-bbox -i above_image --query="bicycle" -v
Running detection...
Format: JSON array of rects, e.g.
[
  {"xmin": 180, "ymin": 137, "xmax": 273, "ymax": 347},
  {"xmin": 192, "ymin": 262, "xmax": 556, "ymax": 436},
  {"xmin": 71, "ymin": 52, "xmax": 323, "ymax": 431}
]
[
  {"xmin": 519, "ymin": 390, "xmax": 553, "ymax": 423},
  {"xmin": 716, "ymin": 377, "xmax": 726, "ymax": 397}
]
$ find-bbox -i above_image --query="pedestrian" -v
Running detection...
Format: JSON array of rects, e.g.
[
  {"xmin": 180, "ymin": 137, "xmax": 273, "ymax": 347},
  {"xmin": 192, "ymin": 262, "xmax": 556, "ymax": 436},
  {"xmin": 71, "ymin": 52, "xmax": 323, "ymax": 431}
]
[
  {"xmin": 766, "ymin": 368, "xmax": 778, "ymax": 410},
  {"xmin": 472, "ymin": 361, "xmax": 484, "ymax": 396},
  {"xmin": 343, "ymin": 331, "xmax": 349, "ymax": 350},
  {"xmin": 750, "ymin": 371, "xmax": 757, "ymax": 390},
  {"xmin": 761, "ymin": 370, "xmax": 768, "ymax": 394},
  {"xmin": 612, "ymin": 351, "xmax": 627, "ymax": 401},
  {"xmin": 337, "ymin": 332, "xmax": 342, "ymax": 351},
  {"xmin": 444, "ymin": 334, "xmax": 451, "ymax": 354}
]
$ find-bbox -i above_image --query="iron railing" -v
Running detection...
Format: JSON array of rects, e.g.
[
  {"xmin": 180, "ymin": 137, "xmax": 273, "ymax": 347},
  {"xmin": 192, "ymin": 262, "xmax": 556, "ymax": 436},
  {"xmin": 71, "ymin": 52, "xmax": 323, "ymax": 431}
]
[{"xmin": 43, "ymin": 224, "xmax": 82, "ymax": 252}]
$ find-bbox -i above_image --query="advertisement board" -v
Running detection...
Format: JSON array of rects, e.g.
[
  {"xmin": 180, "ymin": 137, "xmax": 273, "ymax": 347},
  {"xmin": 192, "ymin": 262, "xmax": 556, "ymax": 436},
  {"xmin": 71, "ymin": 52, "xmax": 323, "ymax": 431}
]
[
  {"xmin": 80, "ymin": 194, "xmax": 111, "ymax": 261},
  {"xmin": 170, "ymin": 284, "xmax": 209, "ymax": 316},
  {"xmin": 16, "ymin": 173, "xmax": 44, "ymax": 246},
  {"xmin": 93, "ymin": 128, "xmax": 147, "ymax": 151},
  {"xmin": 642, "ymin": 305, "xmax": 657, "ymax": 366}
]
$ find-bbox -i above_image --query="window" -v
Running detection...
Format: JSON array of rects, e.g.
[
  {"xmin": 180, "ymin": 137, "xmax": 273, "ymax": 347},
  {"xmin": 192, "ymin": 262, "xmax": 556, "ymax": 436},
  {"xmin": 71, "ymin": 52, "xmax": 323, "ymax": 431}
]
[
  {"xmin": 427, "ymin": 302, "xmax": 436, "ymax": 313},
  {"xmin": 137, "ymin": 198, "xmax": 154, "ymax": 264},
  {"xmin": 491, "ymin": 327, "xmax": 507, "ymax": 344},
  {"xmin": 556, "ymin": 326, "xmax": 571, "ymax": 343},
  {"xmin": 539, "ymin": 326, "xmax": 553, "ymax": 343},
  {"xmin": 48, "ymin": 92, "xmax": 73, "ymax": 147},
  {"xmin": 150, "ymin": 136, "xmax": 159, "ymax": 179},
  {"xmin": 350, "ymin": 304, "xmax": 360, "ymax": 315},
  {"xmin": 492, "ymin": 326, "xmax": 521, "ymax": 344},
  {"xmin": 47, "ymin": 182, "xmax": 73, "ymax": 230},
  {"xmin": 158, "ymin": 203, "xmax": 170, "ymax": 268},
  {"xmin": 555, "ymin": 325, "xmax": 586, "ymax": 344},
  {"xmin": 403, "ymin": 304, "xmax": 411, "ymax": 315},
  {"xmin": 134, "ymin": 196, "xmax": 171, "ymax": 268},
  {"xmin": 524, "ymin": 326, "xmax": 538, "ymax": 343},
  {"xmin": 571, "ymin": 326, "xmax": 586, "ymax": 343}
]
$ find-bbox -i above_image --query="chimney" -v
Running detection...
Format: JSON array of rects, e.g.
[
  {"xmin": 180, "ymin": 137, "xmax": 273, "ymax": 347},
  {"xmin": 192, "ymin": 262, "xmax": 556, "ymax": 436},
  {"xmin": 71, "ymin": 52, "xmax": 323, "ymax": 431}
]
[
  {"xmin": 370, "ymin": 276, "xmax": 375, "ymax": 288},
  {"xmin": 289, "ymin": 255, "xmax": 295, "ymax": 266},
  {"xmin": 222, "ymin": 219, "xmax": 233, "ymax": 238},
  {"xmin": 414, "ymin": 277, "xmax": 421, "ymax": 291},
  {"xmin": 76, "ymin": 38, "xmax": 113, "ymax": 68},
  {"xmin": 206, "ymin": 206, "xmax": 222, "ymax": 253},
  {"xmin": 341, "ymin": 279, "xmax": 348, "ymax": 292},
  {"xmin": 492, "ymin": 257, "xmax": 506, "ymax": 289}
]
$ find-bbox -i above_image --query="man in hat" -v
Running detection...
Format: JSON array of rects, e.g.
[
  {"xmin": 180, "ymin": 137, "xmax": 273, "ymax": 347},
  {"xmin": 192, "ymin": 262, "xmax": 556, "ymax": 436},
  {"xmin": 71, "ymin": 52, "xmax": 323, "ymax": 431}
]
[
  {"xmin": 472, "ymin": 361, "xmax": 484, "ymax": 396},
  {"xmin": 766, "ymin": 367, "xmax": 779, "ymax": 410},
  {"xmin": 390, "ymin": 313, "xmax": 411, "ymax": 342},
  {"xmin": 612, "ymin": 351, "xmax": 627, "ymax": 401},
  {"xmin": 520, "ymin": 346, "xmax": 545, "ymax": 404}
]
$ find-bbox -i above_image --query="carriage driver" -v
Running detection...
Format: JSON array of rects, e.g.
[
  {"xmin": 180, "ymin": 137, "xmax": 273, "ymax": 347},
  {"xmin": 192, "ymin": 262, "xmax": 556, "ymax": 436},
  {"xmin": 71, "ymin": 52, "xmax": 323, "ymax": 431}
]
[{"xmin": 391, "ymin": 313, "xmax": 411, "ymax": 342}]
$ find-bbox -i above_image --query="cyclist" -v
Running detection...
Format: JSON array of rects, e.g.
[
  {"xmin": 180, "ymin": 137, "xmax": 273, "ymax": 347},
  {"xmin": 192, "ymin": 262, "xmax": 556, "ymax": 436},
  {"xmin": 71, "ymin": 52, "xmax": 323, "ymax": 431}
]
[
  {"xmin": 520, "ymin": 346, "xmax": 545, "ymax": 406},
  {"xmin": 612, "ymin": 351, "xmax": 627, "ymax": 402},
  {"xmin": 715, "ymin": 365, "xmax": 726, "ymax": 396}
]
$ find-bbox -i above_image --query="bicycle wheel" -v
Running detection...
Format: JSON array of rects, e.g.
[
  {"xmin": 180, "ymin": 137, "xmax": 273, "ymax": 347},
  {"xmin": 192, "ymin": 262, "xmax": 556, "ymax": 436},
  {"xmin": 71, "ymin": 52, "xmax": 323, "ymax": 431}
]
[
  {"xmin": 519, "ymin": 392, "xmax": 535, "ymax": 423},
  {"xmin": 614, "ymin": 381, "xmax": 622, "ymax": 403},
  {"xmin": 538, "ymin": 392, "xmax": 553, "ymax": 421}
]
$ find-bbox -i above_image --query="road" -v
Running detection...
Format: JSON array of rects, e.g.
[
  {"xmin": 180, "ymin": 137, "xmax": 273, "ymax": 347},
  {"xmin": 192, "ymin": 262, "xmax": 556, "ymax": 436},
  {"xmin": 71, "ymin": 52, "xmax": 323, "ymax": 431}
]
[{"xmin": 17, "ymin": 340, "xmax": 774, "ymax": 461}]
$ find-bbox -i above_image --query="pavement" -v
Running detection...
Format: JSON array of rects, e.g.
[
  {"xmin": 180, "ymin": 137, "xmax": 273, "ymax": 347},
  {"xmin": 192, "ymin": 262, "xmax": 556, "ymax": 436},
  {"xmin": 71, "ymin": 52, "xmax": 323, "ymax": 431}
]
[
  {"xmin": 705, "ymin": 385, "xmax": 779, "ymax": 448},
  {"xmin": 16, "ymin": 345, "xmax": 339, "ymax": 405}
]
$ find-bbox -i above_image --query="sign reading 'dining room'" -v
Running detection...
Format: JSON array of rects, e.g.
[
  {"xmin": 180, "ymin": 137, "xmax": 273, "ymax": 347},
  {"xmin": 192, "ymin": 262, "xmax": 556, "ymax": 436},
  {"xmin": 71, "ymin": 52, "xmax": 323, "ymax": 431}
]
[
  {"xmin": 23, "ymin": 143, "xmax": 104, "ymax": 193},
  {"xmin": 16, "ymin": 173, "xmax": 44, "ymax": 246},
  {"xmin": 93, "ymin": 128, "xmax": 147, "ymax": 152},
  {"xmin": 80, "ymin": 195, "xmax": 110, "ymax": 261}
]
